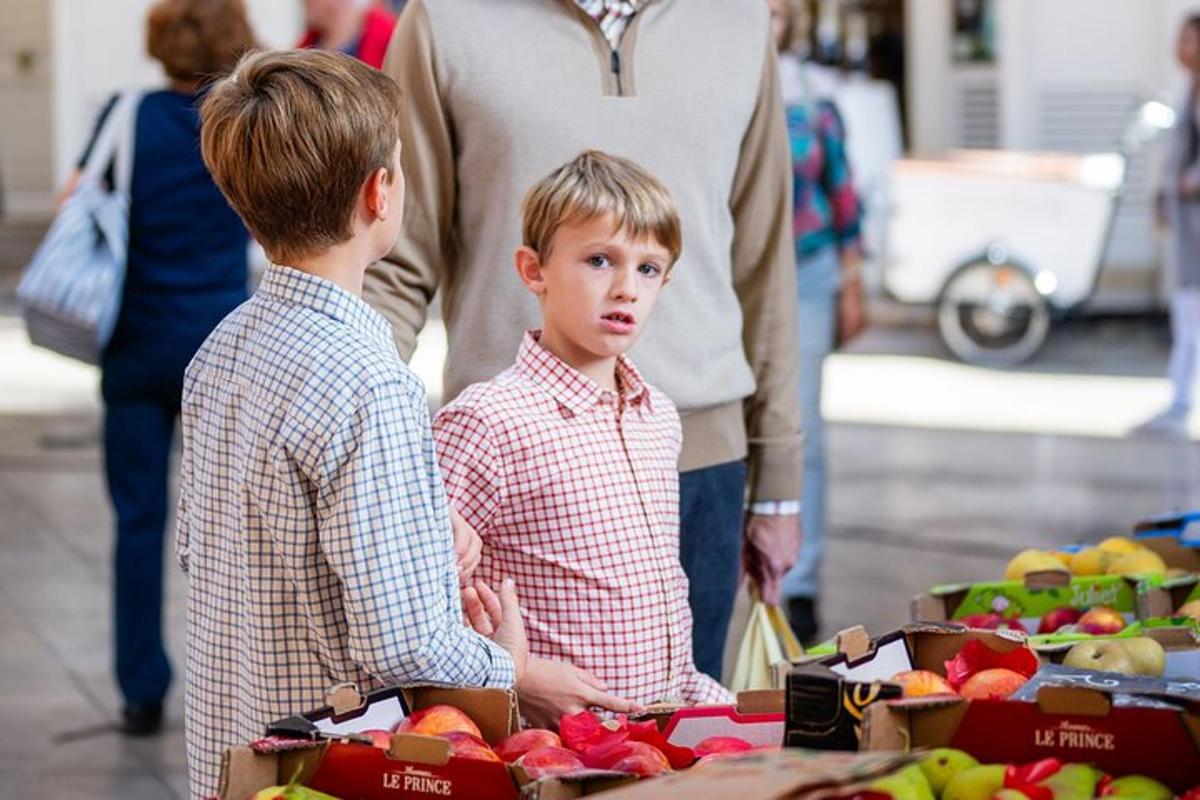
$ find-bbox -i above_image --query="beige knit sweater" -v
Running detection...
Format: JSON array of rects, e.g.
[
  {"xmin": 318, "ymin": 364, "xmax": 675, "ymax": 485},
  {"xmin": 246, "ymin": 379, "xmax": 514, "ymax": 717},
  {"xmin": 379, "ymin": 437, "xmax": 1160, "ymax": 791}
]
[{"xmin": 363, "ymin": 0, "xmax": 802, "ymax": 501}]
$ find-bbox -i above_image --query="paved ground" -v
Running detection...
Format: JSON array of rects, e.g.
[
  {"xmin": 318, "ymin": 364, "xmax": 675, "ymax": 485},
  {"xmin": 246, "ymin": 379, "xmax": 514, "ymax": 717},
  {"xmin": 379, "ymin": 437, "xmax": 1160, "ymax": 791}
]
[{"xmin": 1, "ymin": 220, "xmax": 1197, "ymax": 798}]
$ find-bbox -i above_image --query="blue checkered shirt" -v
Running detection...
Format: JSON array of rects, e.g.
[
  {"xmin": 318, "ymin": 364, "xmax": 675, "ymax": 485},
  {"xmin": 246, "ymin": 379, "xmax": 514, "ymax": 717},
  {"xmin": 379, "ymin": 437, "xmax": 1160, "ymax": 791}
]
[{"xmin": 176, "ymin": 264, "xmax": 514, "ymax": 799}]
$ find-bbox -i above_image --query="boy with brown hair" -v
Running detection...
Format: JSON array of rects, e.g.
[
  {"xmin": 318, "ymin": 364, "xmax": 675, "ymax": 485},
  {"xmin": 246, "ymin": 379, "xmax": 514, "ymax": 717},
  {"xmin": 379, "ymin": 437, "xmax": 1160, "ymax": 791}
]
[
  {"xmin": 434, "ymin": 152, "xmax": 733, "ymax": 726},
  {"xmin": 178, "ymin": 49, "xmax": 537, "ymax": 797}
]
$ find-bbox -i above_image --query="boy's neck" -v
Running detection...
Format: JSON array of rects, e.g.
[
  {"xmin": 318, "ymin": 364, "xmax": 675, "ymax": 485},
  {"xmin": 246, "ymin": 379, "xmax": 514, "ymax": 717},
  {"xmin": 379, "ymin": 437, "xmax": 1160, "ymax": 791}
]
[
  {"xmin": 538, "ymin": 328, "xmax": 619, "ymax": 393},
  {"xmin": 283, "ymin": 245, "xmax": 372, "ymax": 297}
]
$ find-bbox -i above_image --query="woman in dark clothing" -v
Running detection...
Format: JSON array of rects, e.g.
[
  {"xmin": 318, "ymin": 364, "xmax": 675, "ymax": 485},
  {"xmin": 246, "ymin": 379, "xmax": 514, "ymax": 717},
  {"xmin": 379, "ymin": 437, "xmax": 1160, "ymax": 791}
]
[{"xmin": 61, "ymin": 0, "xmax": 255, "ymax": 735}]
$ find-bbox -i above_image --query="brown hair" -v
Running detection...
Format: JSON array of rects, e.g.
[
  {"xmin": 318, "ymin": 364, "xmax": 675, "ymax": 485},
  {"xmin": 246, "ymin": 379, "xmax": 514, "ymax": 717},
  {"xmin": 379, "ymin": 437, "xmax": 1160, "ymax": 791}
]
[
  {"xmin": 200, "ymin": 49, "xmax": 404, "ymax": 263},
  {"xmin": 146, "ymin": 0, "xmax": 257, "ymax": 83},
  {"xmin": 522, "ymin": 151, "xmax": 683, "ymax": 268}
]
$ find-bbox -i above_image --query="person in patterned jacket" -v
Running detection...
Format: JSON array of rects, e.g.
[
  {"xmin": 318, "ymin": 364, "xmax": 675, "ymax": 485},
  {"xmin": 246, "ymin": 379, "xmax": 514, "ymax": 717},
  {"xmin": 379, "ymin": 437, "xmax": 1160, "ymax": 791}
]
[{"xmin": 433, "ymin": 151, "xmax": 734, "ymax": 728}]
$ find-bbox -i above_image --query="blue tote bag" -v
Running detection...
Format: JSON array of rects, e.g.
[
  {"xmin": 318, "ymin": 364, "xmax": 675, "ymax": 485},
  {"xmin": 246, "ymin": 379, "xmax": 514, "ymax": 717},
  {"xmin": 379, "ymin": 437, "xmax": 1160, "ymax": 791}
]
[{"xmin": 17, "ymin": 90, "xmax": 141, "ymax": 364}]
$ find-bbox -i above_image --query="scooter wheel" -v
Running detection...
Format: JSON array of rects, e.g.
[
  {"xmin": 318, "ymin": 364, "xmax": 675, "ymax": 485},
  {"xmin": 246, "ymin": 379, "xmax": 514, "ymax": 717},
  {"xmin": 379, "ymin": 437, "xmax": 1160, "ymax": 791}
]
[{"xmin": 936, "ymin": 262, "xmax": 1050, "ymax": 367}]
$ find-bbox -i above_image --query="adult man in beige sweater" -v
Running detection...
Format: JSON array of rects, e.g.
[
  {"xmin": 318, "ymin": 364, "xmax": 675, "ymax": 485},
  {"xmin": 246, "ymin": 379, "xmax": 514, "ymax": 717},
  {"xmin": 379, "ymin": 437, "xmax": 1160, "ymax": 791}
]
[{"xmin": 364, "ymin": 0, "xmax": 803, "ymax": 681}]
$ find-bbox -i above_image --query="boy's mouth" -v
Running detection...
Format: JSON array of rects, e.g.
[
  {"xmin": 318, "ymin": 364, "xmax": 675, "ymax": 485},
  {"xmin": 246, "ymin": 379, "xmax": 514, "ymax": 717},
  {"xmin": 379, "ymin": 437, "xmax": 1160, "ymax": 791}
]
[{"xmin": 600, "ymin": 310, "xmax": 637, "ymax": 334}]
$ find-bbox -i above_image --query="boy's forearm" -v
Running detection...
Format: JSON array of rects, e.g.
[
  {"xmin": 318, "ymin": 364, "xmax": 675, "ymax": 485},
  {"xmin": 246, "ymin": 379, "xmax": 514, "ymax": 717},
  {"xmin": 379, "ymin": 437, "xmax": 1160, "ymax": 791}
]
[{"xmin": 730, "ymin": 30, "xmax": 803, "ymax": 503}]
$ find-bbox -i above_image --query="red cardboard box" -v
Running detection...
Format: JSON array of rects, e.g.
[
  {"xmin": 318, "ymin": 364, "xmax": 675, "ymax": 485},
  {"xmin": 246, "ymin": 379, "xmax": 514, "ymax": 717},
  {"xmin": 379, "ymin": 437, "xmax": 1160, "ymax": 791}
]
[
  {"xmin": 860, "ymin": 684, "xmax": 1200, "ymax": 792},
  {"xmin": 219, "ymin": 684, "xmax": 522, "ymax": 800}
]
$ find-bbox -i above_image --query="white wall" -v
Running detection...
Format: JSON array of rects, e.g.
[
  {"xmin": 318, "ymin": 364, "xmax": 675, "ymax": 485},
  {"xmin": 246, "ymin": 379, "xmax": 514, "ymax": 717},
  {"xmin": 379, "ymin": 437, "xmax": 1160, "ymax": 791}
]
[
  {"xmin": 0, "ymin": 0, "xmax": 53, "ymax": 218},
  {"xmin": 45, "ymin": 0, "xmax": 303, "ymax": 209}
]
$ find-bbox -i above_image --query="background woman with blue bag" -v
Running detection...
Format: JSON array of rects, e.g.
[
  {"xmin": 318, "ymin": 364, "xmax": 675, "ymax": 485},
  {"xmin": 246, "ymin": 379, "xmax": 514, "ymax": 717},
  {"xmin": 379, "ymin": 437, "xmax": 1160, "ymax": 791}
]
[{"xmin": 60, "ymin": 0, "xmax": 256, "ymax": 735}]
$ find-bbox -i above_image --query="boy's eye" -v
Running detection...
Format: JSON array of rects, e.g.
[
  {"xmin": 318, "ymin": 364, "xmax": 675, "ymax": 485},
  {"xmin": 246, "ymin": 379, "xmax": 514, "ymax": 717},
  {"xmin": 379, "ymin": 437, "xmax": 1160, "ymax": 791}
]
[
  {"xmin": 587, "ymin": 255, "xmax": 611, "ymax": 269},
  {"xmin": 638, "ymin": 262, "xmax": 662, "ymax": 277}
]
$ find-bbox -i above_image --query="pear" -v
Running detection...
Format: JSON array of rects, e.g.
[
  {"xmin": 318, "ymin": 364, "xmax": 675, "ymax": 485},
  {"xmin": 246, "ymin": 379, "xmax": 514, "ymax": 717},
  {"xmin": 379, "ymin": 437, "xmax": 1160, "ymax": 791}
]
[
  {"xmin": 1121, "ymin": 637, "xmax": 1166, "ymax": 677},
  {"xmin": 1005, "ymin": 549, "xmax": 1068, "ymax": 581},
  {"xmin": 917, "ymin": 748, "xmax": 979, "ymax": 797},
  {"xmin": 942, "ymin": 764, "xmax": 1005, "ymax": 800},
  {"xmin": 1107, "ymin": 549, "xmax": 1167, "ymax": 577},
  {"xmin": 869, "ymin": 764, "xmax": 935, "ymax": 800},
  {"xmin": 1104, "ymin": 775, "xmax": 1173, "ymax": 799},
  {"xmin": 1069, "ymin": 547, "xmax": 1109, "ymax": 576},
  {"xmin": 1039, "ymin": 763, "xmax": 1101, "ymax": 800},
  {"xmin": 1062, "ymin": 640, "xmax": 1136, "ymax": 675}
]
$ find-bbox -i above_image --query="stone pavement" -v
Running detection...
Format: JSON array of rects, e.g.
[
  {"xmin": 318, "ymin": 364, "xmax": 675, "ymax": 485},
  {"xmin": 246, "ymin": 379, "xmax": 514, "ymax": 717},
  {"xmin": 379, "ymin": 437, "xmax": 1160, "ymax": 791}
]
[{"xmin": 1, "ymin": 220, "xmax": 1197, "ymax": 798}]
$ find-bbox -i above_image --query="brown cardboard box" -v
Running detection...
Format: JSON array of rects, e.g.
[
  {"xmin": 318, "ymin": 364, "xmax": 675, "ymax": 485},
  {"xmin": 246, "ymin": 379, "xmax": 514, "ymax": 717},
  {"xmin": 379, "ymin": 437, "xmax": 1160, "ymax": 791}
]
[
  {"xmin": 219, "ymin": 685, "xmax": 521, "ymax": 800},
  {"xmin": 532, "ymin": 750, "xmax": 914, "ymax": 800},
  {"xmin": 860, "ymin": 684, "xmax": 1200, "ymax": 792}
]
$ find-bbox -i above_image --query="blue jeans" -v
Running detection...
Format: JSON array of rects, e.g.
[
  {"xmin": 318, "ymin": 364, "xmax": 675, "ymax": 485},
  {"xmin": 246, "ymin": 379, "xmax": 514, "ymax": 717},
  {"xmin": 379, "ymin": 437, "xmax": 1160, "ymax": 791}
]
[
  {"xmin": 781, "ymin": 246, "xmax": 840, "ymax": 601},
  {"xmin": 679, "ymin": 459, "xmax": 748, "ymax": 680}
]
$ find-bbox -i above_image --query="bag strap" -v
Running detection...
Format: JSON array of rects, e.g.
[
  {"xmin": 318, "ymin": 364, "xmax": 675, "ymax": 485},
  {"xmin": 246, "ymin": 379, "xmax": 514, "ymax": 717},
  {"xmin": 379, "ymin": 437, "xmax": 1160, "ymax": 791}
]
[{"xmin": 80, "ymin": 89, "xmax": 142, "ymax": 190}]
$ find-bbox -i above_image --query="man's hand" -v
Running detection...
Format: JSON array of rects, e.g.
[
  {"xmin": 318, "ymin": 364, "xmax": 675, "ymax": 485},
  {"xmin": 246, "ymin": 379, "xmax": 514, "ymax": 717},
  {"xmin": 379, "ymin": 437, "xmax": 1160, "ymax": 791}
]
[
  {"xmin": 837, "ymin": 273, "xmax": 868, "ymax": 347},
  {"xmin": 516, "ymin": 658, "xmax": 640, "ymax": 730},
  {"xmin": 449, "ymin": 506, "xmax": 482, "ymax": 584},
  {"xmin": 742, "ymin": 513, "xmax": 802, "ymax": 605},
  {"xmin": 462, "ymin": 577, "xmax": 529, "ymax": 682}
]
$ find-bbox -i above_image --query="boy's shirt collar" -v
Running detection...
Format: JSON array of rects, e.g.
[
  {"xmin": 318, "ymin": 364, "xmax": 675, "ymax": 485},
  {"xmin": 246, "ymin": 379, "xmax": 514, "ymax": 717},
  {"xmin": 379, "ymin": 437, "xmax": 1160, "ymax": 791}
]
[
  {"xmin": 259, "ymin": 264, "xmax": 395, "ymax": 352},
  {"xmin": 516, "ymin": 329, "xmax": 652, "ymax": 417}
]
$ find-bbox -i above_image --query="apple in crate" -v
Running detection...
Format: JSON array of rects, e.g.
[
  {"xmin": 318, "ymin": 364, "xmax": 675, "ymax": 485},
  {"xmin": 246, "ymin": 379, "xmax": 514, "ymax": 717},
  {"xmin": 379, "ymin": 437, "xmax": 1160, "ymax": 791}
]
[
  {"xmin": 958, "ymin": 668, "xmax": 1027, "ymax": 700},
  {"xmin": 495, "ymin": 729, "xmax": 562, "ymax": 763},
  {"xmin": 358, "ymin": 729, "xmax": 392, "ymax": 750},
  {"xmin": 610, "ymin": 741, "xmax": 672, "ymax": 777},
  {"xmin": 393, "ymin": 704, "xmax": 482, "ymax": 738},
  {"xmin": 440, "ymin": 731, "xmax": 502, "ymax": 762},
  {"xmin": 891, "ymin": 669, "xmax": 955, "ymax": 698},
  {"xmin": 1077, "ymin": 606, "xmax": 1126, "ymax": 635},
  {"xmin": 1037, "ymin": 606, "xmax": 1082, "ymax": 634},
  {"xmin": 517, "ymin": 745, "xmax": 586, "ymax": 779},
  {"xmin": 694, "ymin": 736, "xmax": 754, "ymax": 758}
]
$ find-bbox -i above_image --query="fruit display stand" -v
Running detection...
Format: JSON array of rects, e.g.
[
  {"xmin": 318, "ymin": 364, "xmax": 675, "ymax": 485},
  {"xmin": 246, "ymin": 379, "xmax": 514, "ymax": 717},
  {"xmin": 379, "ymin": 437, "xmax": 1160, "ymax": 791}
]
[
  {"xmin": 858, "ymin": 670, "xmax": 1200, "ymax": 794},
  {"xmin": 1030, "ymin": 624, "xmax": 1200, "ymax": 679}
]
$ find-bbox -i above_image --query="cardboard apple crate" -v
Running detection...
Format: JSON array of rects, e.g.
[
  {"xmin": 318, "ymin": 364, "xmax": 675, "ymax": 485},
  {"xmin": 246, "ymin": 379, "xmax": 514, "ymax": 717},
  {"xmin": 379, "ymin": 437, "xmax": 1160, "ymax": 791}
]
[
  {"xmin": 783, "ymin": 624, "xmax": 1030, "ymax": 752},
  {"xmin": 219, "ymin": 683, "xmax": 522, "ymax": 800},
  {"xmin": 1030, "ymin": 625, "xmax": 1200, "ymax": 679},
  {"xmin": 1133, "ymin": 509, "xmax": 1200, "ymax": 571},
  {"xmin": 636, "ymin": 690, "xmax": 786, "ymax": 749},
  {"xmin": 912, "ymin": 571, "xmax": 1155, "ymax": 631},
  {"xmin": 859, "ymin": 677, "xmax": 1200, "ymax": 793},
  {"xmin": 530, "ymin": 750, "xmax": 915, "ymax": 800}
]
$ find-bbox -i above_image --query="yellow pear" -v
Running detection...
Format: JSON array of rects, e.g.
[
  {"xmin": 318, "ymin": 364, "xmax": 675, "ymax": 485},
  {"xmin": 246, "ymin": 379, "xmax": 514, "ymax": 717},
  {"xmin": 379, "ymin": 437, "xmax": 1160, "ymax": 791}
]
[
  {"xmin": 1069, "ymin": 548, "xmax": 1109, "ymax": 576},
  {"xmin": 1120, "ymin": 637, "xmax": 1166, "ymax": 677},
  {"xmin": 1050, "ymin": 551, "xmax": 1073, "ymax": 567},
  {"xmin": 1097, "ymin": 536, "xmax": 1141, "ymax": 555},
  {"xmin": 1106, "ymin": 549, "xmax": 1167, "ymax": 577},
  {"xmin": 1005, "ymin": 549, "xmax": 1068, "ymax": 581}
]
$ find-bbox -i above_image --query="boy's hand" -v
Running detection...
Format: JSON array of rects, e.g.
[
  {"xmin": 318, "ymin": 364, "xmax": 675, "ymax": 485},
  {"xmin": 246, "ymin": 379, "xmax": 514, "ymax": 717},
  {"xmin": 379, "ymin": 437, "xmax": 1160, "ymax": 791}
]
[
  {"xmin": 449, "ymin": 506, "xmax": 483, "ymax": 583},
  {"xmin": 515, "ymin": 658, "xmax": 641, "ymax": 730},
  {"xmin": 742, "ymin": 513, "xmax": 802, "ymax": 605},
  {"xmin": 462, "ymin": 577, "xmax": 529, "ymax": 682}
]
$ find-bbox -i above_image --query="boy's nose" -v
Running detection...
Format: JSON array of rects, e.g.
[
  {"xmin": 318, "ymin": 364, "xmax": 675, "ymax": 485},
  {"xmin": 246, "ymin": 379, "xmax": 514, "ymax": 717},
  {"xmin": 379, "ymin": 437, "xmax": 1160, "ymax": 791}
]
[{"xmin": 612, "ymin": 268, "xmax": 639, "ymax": 300}]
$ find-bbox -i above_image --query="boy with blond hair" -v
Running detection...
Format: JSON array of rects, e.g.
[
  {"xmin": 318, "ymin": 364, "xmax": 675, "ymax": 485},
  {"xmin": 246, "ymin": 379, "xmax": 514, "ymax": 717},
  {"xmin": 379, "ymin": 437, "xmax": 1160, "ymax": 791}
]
[
  {"xmin": 434, "ymin": 152, "xmax": 733, "ymax": 724},
  {"xmin": 178, "ymin": 49, "xmax": 539, "ymax": 798}
]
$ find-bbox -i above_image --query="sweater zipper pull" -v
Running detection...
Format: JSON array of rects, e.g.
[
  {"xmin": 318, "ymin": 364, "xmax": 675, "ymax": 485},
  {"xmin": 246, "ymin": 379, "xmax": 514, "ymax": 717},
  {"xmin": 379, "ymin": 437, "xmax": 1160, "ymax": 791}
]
[{"xmin": 611, "ymin": 50, "xmax": 623, "ymax": 96}]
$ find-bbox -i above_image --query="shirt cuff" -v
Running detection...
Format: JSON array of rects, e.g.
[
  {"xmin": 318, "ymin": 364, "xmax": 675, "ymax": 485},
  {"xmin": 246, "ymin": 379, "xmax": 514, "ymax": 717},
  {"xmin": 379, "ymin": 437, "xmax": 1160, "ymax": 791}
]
[
  {"xmin": 481, "ymin": 637, "xmax": 517, "ymax": 688},
  {"xmin": 749, "ymin": 500, "xmax": 802, "ymax": 516}
]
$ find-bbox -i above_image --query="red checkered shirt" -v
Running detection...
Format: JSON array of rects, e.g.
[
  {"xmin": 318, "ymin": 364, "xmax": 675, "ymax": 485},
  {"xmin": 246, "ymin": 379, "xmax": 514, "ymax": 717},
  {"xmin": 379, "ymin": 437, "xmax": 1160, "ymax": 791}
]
[{"xmin": 433, "ymin": 331, "xmax": 731, "ymax": 707}]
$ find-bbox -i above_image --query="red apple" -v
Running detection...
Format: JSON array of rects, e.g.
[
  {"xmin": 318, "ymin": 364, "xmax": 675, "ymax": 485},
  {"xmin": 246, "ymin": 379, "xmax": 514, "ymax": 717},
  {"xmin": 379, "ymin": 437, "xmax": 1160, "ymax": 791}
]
[
  {"xmin": 891, "ymin": 669, "xmax": 956, "ymax": 698},
  {"xmin": 359, "ymin": 728, "xmax": 392, "ymax": 750},
  {"xmin": 694, "ymin": 736, "xmax": 754, "ymax": 757},
  {"xmin": 1037, "ymin": 606, "xmax": 1083, "ymax": 634},
  {"xmin": 958, "ymin": 613, "xmax": 1003, "ymax": 629},
  {"xmin": 959, "ymin": 668, "xmax": 1027, "ymax": 700},
  {"xmin": 517, "ymin": 745, "xmax": 586, "ymax": 779},
  {"xmin": 440, "ymin": 731, "xmax": 501, "ymax": 762},
  {"xmin": 609, "ymin": 741, "xmax": 671, "ymax": 777},
  {"xmin": 394, "ymin": 704, "xmax": 483, "ymax": 739},
  {"xmin": 495, "ymin": 728, "xmax": 562, "ymax": 763},
  {"xmin": 1077, "ymin": 606, "xmax": 1126, "ymax": 635}
]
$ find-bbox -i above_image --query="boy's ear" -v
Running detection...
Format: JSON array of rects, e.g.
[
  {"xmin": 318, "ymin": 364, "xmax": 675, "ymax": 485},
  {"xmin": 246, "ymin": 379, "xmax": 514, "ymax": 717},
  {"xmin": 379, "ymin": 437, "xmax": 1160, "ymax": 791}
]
[
  {"xmin": 514, "ymin": 246, "xmax": 547, "ymax": 296},
  {"xmin": 363, "ymin": 166, "xmax": 391, "ymax": 222}
]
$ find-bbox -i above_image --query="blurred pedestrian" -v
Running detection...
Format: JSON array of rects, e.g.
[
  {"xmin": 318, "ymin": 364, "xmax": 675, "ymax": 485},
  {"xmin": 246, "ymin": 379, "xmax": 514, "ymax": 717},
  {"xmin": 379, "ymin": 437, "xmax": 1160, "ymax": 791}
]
[
  {"xmin": 1138, "ymin": 14, "xmax": 1200, "ymax": 437},
  {"xmin": 59, "ymin": 0, "xmax": 255, "ymax": 735},
  {"xmin": 363, "ymin": 0, "xmax": 803, "ymax": 681},
  {"xmin": 769, "ymin": 0, "xmax": 865, "ymax": 643},
  {"xmin": 297, "ymin": 0, "xmax": 396, "ymax": 69}
]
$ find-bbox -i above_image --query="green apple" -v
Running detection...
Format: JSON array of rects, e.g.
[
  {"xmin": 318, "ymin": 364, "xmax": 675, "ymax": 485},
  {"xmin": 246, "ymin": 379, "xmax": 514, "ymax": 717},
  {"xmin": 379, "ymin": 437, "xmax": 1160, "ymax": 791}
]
[
  {"xmin": 917, "ymin": 748, "xmax": 979, "ymax": 797},
  {"xmin": 1039, "ymin": 763, "xmax": 1101, "ymax": 800},
  {"xmin": 1120, "ymin": 637, "xmax": 1166, "ymax": 677},
  {"xmin": 942, "ymin": 764, "xmax": 1005, "ymax": 800},
  {"xmin": 992, "ymin": 792, "xmax": 1030, "ymax": 800},
  {"xmin": 1105, "ymin": 775, "xmax": 1172, "ymax": 799},
  {"xmin": 1062, "ymin": 640, "xmax": 1136, "ymax": 675}
]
